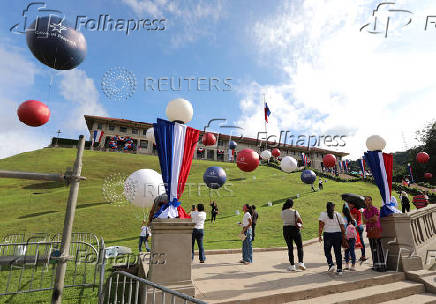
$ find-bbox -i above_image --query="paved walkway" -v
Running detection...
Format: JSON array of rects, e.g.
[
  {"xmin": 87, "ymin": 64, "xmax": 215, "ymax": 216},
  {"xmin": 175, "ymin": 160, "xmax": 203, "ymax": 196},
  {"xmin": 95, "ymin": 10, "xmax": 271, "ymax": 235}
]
[{"xmin": 192, "ymin": 239, "xmax": 389, "ymax": 303}]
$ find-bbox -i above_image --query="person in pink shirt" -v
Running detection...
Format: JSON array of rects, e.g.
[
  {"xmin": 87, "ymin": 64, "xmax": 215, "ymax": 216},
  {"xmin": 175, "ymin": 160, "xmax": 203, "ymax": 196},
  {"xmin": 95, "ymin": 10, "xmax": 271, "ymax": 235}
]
[
  {"xmin": 345, "ymin": 219, "xmax": 357, "ymax": 271},
  {"xmin": 363, "ymin": 196, "xmax": 386, "ymax": 272}
]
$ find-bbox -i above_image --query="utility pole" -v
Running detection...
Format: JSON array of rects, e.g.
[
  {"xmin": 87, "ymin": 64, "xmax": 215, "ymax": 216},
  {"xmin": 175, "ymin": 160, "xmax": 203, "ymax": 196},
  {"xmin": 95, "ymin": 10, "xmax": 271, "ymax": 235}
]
[{"xmin": 52, "ymin": 135, "xmax": 86, "ymax": 304}]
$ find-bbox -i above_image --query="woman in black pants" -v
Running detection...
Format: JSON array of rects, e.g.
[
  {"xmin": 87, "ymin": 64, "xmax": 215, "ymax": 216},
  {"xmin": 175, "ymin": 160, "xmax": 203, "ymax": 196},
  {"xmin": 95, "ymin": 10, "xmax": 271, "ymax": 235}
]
[
  {"xmin": 318, "ymin": 202, "xmax": 346, "ymax": 276},
  {"xmin": 281, "ymin": 198, "xmax": 306, "ymax": 271}
]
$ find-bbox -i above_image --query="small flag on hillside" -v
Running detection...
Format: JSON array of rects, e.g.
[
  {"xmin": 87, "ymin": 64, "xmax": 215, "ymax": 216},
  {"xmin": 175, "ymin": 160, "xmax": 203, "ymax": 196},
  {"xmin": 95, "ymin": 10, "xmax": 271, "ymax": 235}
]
[
  {"xmin": 92, "ymin": 130, "xmax": 104, "ymax": 145},
  {"xmin": 264, "ymin": 103, "xmax": 271, "ymax": 123}
]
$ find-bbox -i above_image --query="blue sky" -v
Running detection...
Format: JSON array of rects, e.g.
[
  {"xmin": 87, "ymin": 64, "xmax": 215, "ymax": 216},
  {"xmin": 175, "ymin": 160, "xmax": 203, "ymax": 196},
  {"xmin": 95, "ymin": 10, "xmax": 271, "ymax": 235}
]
[{"xmin": 1, "ymin": 0, "xmax": 435, "ymax": 159}]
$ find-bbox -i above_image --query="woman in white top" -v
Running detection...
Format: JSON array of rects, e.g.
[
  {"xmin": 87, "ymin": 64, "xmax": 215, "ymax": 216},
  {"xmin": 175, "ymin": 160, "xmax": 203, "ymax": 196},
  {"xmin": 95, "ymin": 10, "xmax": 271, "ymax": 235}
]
[
  {"xmin": 240, "ymin": 204, "xmax": 253, "ymax": 264},
  {"xmin": 191, "ymin": 204, "xmax": 207, "ymax": 263},
  {"xmin": 281, "ymin": 198, "xmax": 305, "ymax": 271},
  {"xmin": 318, "ymin": 202, "xmax": 346, "ymax": 275},
  {"xmin": 139, "ymin": 220, "xmax": 151, "ymax": 252}
]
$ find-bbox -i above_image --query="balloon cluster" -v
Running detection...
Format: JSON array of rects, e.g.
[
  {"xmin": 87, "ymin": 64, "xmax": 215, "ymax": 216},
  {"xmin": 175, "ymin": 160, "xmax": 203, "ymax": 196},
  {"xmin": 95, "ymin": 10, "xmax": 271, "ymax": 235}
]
[
  {"xmin": 109, "ymin": 136, "xmax": 136, "ymax": 151},
  {"xmin": 17, "ymin": 16, "xmax": 87, "ymax": 127}
]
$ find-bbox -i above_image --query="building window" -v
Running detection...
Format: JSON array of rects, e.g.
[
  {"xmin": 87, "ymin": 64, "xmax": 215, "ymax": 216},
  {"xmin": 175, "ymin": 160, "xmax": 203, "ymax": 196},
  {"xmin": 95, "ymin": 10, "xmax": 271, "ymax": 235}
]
[
  {"xmin": 143, "ymin": 129, "xmax": 147, "ymax": 136},
  {"xmin": 120, "ymin": 127, "xmax": 127, "ymax": 133},
  {"xmin": 109, "ymin": 125, "xmax": 115, "ymax": 131},
  {"xmin": 140, "ymin": 140, "xmax": 148, "ymax": 149},
  {"xmin": 132, "ymin": 129, "xmax": 138, "ymax": 135},
  {"xmin": 218, "ymin": 139, "xmax": 224, "ymax": 146},
  {"xmin": 97, "ymin": 123, "xmax": 103, "ymax": 130}
]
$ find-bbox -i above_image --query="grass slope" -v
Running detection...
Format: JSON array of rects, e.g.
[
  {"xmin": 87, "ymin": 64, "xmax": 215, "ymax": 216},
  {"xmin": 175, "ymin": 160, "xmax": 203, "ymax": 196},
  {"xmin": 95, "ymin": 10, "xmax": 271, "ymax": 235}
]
[{"xmin": 0, "ymin": 148, "xmax": 392, "ymax": 252}]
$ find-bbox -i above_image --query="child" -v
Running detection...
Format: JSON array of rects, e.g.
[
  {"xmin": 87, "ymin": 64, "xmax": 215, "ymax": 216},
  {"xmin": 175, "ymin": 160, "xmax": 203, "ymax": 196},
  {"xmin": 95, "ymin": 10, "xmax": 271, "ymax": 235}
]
[{"xmin": 345, "ymin": 219, "xmax": 357, "ymax": 271}]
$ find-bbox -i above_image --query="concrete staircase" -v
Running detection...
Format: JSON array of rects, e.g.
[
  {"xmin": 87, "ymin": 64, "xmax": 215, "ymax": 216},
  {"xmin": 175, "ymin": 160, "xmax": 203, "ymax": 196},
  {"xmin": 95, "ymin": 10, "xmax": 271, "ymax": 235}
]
[{"xmin": 286, "ymin": 272, "xmax": 436, "ymax": 304}]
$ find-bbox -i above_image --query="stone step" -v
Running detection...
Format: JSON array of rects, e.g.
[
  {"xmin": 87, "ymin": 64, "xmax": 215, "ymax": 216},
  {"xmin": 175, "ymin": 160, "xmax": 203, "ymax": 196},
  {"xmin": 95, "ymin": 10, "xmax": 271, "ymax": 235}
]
[
  {"xmin": 216, "ymin": 272, "xmax": 405, "ymax": 304},
  {"xmin": 291, "ymin": 281, "xmax": 425, "ymax": 304},
  {"xmin": 381, "ymin": 293, "xmax": 436, "ymax": 304}
]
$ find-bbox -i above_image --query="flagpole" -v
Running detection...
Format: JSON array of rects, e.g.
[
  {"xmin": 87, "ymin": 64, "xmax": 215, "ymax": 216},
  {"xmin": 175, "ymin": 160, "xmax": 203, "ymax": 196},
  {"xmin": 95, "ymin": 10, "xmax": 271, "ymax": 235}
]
[{"xmin": 264, "ymin": 94, "xmax": 267, "ymax": 151}]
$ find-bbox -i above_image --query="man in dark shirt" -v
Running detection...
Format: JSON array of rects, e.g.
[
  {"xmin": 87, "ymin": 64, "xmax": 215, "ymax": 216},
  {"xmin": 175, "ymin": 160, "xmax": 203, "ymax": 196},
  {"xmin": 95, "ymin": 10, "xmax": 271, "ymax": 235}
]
[{"xmin": 251, "ymin": 205, "xmax": 259, "ymax": 241}]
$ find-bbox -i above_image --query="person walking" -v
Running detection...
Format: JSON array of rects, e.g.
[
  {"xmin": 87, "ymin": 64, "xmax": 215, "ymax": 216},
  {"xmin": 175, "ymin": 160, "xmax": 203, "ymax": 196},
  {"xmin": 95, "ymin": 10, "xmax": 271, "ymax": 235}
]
[
  {"xmin": 347, "ymin": 202, "xmax": 367, "ymax": 263},
  {"xmin": 251, "ymin": 205, "xmax": 259, "ymax": 242},
  {"xmin": 281, "ymin": 198, "xmax": 305, "ymax": 271},
  {"xmin": 318, "ymin": 178, "xmax": 323, "ymax": 190},
  {"xmin": 240, "ymin": 204, "xmax": 253, "ymax": 264},
  {"xmin": 363, "ymin": 196, "xmax": 386, "ymax": 272},
  {"xmin": 191, "ymin": 204, "xmax": 207, "ymax": 263},
  {"xmin": 139, "ymin": 220, "xmax": 151, "ymax": 252},
  {"xmin": 400, "ymin": 191, "xmax": 410, "ymax": 213},
  {"xmin": 318, "ymin": 202, "xmax": 346, "ymax": 275},
  {"xmin": 210, "ymin": 201, "xmax": 219, "ymax": 223},
  {"xmin": 344, "ymin": 216, "xmax": 358, "ymax": 271}
]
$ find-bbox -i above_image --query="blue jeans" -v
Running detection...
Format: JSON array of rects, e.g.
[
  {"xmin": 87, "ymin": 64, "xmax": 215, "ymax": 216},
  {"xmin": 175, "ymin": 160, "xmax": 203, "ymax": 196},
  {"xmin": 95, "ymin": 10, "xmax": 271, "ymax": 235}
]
[
  {"xmin": 242, "ymin": 228, "xmax": 253, "ymax": 263},
  {"xmin": 139, "ymin": 236, "xmax": 150, "ymax": 252},
  {"xmin": 345, "ymin": 238, "xmax": 356, "ymax": 264},
  {"xmin": 357, "ymin": 225, "xmax": 366, "ymax": 257},
  {"xmin": 192, "ymin": 229, "xmax": 206, "ymax": 262},
  {"xmin": 323, "ymin": 232, "xmax": 342, "ymax": 270}
]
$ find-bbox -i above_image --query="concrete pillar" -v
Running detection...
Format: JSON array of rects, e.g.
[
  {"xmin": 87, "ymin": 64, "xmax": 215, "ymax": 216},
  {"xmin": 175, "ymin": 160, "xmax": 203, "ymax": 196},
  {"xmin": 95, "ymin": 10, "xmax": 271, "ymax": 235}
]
[
  {"xmin": 214, "ymin": 149, "xmax": 217, "ymax": 161},
  {"xmin": 145, "ymin": 219, "xmax": 196, "ymax": 300}
]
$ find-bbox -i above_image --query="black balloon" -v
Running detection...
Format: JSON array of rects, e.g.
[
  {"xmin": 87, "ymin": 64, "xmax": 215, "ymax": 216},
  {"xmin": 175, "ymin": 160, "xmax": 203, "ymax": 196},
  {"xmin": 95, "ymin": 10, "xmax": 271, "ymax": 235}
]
[
  {"xmin": 203, "ymin": 167, "xmax": 227, "ymax": 189},
  {"xmin": 26, "ymin": 16, "xmax": 87, "ymax": 70}
]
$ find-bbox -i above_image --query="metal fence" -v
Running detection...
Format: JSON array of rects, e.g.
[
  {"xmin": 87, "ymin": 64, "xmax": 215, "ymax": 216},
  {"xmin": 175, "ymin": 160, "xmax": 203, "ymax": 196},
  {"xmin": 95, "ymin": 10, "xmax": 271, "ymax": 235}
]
[
  {"xmin": 101, "ymin": 271, "xmax": 207, "ymax": 304},
  {"xmin": 0, "ymin": 232, "xmax": 105, "ymax": 297}
]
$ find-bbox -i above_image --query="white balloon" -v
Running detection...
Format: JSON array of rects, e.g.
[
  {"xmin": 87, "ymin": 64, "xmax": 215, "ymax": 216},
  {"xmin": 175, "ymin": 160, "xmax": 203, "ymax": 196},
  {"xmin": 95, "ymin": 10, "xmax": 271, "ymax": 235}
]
[
  {"xmin": 281, "ymin": 156, "xmax": 298, "ymax": 173},
  {"xmin": 260, "ymin": 150, "xmax": 272, "ymax": 160},
  {"xmin": 124, "ymin": 169, "xmax": 164, "ymax": 208},
  {"xmin": 146, "ymin": 127, "xmax": 155, "ymax": 145},
  {"xmin": 366, "ymin": 135, "xmax": 386, "ymax": 151},
  {"xmin": 166, "ymin": 98, "xmax": 193, "ymax": 123}
]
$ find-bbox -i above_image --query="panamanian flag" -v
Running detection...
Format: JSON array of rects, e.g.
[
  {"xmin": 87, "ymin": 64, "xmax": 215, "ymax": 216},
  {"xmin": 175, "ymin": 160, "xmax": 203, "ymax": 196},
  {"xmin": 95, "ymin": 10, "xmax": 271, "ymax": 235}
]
[
  {"xmin": 300, "ymin": 152, "xmax": 307, "ymax": 166},
  {"xmin": 364, "ymin": 151, "xmax": 400, "ymax": 217},
  {"xmin": 264, "ymin": 103, "xmax": 271, "ymax": 123},
  {"xmin": 92, "ymin": 130, "xmax": 104, "ymax": 145},
  {"xmin": 338, "ymin": 161, "xmax": 343, "ymax": 172},
  {"xmin": 153, "ymin": 118, "xmax": 200, "ymax": 219}
]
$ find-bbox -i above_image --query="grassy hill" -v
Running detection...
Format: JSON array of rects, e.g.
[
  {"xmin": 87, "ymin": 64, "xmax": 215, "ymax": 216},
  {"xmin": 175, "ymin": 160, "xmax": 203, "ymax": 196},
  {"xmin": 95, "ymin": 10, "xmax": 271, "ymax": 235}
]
[{"xmin": 0, "ymin": 148, "xmax": 391, "ymax": 253}]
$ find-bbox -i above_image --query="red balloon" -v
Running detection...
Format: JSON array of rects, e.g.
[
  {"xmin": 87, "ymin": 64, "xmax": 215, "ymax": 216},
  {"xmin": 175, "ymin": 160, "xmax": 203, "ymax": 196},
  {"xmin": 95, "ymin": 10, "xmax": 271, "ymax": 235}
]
[
  {"xmin": 417, "ymin": 152, "xmax": 430, "ymax": 164},
  {"xmin": 272, "ymin": 148, "xmax": 281, "ymax": 158},
  {"xmin": 236, "ymin": 149, "xmax": 259, "ymax": 172},
  {"xmin": 323, "ymin": 154, "xmax": 336, "ymax": 168},
  {"xmin": 17, "ymin": 100, "xmax": 50, "ymax": 127},
  {"xmin": 424, "ymin": 173, "xmax": 432, "ymax": 180},
  {"xmin": 202, "ymin": 132, "xmax": 216, "ymax": 146}
]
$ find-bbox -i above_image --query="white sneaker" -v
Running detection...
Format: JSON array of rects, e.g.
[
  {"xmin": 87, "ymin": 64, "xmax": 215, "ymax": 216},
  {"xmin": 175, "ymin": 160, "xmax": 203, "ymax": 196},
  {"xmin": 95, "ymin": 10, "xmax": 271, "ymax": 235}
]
[
  {"xmin": 287, "ymin": 264, "xmax": 297, "ymax": 271},
  {"xmin": 336, "ymin": 270, "xmax": 343, "ymax": 276},
  {"xmin": 297, "ymin": 262, "xmax": 306, "ymax": 270},
  {"xmin": 350, "ymin": 264, "xmax": 356, "ymax": 271},
  {"xmin": 328, "ymin": 264, "xmax": 336, "ymax": 272}
]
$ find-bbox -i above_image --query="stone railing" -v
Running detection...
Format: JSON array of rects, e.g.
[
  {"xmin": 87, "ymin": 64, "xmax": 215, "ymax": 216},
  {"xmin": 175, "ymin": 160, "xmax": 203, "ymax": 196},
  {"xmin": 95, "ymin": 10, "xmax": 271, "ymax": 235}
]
[{"xmin": 381, "ymin": 204, "xmax": 436, "ymax": 272}]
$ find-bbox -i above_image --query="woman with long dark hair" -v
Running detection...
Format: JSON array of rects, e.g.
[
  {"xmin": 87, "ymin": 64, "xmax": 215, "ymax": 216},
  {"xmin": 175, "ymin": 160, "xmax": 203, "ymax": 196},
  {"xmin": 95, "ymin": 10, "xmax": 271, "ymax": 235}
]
[
  {"xmin": 281, "ymin": 198, "xmax": 305, "ymax": 271},
  {"xmin": 318, "ymin": 202, "xmax": 346, "ymax": 275},
  {"xmin": 240, "ymin": 203, "xmax": 253, "ymax": 264}
]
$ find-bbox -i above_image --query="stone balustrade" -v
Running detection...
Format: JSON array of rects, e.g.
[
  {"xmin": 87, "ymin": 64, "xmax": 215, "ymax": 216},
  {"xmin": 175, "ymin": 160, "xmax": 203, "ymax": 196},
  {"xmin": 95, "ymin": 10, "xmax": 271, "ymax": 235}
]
[{"xmin": 381, "ymin": 204, "xmax": 436, "ymax": 272}]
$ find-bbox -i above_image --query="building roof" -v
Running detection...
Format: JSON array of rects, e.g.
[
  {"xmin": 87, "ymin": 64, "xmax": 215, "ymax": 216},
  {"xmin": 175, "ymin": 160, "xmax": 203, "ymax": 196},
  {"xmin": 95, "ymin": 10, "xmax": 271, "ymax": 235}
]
[{"xmin": 84, "ymin": 115, "xmax": 349, "ymax": 157}]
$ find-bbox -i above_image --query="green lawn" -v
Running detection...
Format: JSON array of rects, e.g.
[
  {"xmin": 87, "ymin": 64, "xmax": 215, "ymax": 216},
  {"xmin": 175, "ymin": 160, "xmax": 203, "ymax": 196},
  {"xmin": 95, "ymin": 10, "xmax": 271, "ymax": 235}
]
[
  {"xmin": 0, "ymin": 148, "xmax": 395, "ymax": 251},
  {"xmin": 0, "ymin": 148, "xmax": 401, "ymax": 303}
]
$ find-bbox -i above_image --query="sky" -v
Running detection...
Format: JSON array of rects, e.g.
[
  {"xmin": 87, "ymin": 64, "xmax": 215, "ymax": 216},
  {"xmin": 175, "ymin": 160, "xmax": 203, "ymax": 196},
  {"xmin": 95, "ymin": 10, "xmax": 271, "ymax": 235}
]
[{"xmin": 0, "ymin": 0, "xmax": 435, "ymax": 159}]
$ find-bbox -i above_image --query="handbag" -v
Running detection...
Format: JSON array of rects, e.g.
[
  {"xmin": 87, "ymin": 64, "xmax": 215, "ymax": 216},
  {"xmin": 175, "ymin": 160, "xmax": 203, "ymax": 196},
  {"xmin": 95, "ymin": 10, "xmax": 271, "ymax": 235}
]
[
  {"xmin": 294, "ymin": 210, "xmax": 302, "ymax": 230},
  {"xmin": 238, "ymin": 233, "xmax": 246, "ymax": 241},
  {"xmin": 336, "ymin": 214, "xmax": 349, "ymax": 249},
  {"xmin": 366, "ymin": 224, "xmax": 382, "ymax": 239}
]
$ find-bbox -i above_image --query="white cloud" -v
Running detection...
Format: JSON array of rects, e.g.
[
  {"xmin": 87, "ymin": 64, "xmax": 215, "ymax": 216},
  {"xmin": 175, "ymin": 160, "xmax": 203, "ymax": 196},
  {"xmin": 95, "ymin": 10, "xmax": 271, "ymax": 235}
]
[
  {"xmin": 0, "ymin": 44, "xmax": 49, "ymax": 159},
  {"xmin": 239, "ymin": 0, "xmax": 436, "ymax": 159},
  {"xmin": 121, "ymin": 0, "xmax": 225, "ymax": 47},
  {"xmin": 58, "ymin": 69, "xmax": 108, "ymax": 133}
]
